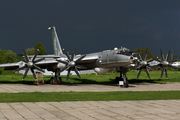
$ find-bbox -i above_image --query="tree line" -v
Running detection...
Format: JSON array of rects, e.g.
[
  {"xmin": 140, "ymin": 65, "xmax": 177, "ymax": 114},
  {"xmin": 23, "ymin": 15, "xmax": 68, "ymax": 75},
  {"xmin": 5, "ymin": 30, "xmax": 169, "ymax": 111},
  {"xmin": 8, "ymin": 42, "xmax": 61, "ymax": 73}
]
[
  {"xmin": 133, "ymin": 48, "xmax": 179, "ymax": 61},
  {"xmin": 0, "ymin": 42, "xmax": 47, "ymax": 64},
  {"xmin": 0, "ymin": 45, "xmax": 179, "ymax": 64}
]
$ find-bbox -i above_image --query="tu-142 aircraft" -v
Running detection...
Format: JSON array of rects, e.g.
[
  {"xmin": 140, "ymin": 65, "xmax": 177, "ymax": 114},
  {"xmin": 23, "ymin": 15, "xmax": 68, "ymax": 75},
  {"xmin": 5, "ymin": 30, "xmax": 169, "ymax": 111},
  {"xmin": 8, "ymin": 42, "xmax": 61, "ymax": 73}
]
[{"xmin": 0, "ymin": 26, "xmax": 177, "ymax": 87}]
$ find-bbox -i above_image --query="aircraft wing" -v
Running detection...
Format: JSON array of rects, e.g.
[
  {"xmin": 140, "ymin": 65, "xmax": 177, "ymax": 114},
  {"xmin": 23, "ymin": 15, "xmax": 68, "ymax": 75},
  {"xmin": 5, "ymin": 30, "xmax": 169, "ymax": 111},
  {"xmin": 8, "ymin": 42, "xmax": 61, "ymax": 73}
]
[
  {"xmin": 26, "ymin": 55, "xmax": 62, "ymax": 58},
  {"xmin": 74, "ymin": 54, "xmax": 98, "ymax": 63},
  {"xmin": 0, "ymin": 62, "xmax": 20, "ymax": 70},
  {"xmin": 0, "ymin": 54, "xmax": 98, "ymax": 71},
  {"xmin": 34, "ymin": 59, "xmax": 58, "ymax": 69},
  {"xmin": 0, "ymin": 59, "xmax": 58, "ymax": 70}
]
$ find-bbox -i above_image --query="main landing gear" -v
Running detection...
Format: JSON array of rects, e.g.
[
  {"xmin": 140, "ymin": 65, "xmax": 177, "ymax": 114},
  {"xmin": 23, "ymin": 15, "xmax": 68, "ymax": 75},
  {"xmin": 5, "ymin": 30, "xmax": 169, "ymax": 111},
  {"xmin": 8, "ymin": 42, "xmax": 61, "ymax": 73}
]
[
  {"xmin": 50, "ymin": 69, "xmax": 62, "ymax": 85},
  {"xmin": 115, "ymin": 67, "xmax": 129, "ymax": 88}
]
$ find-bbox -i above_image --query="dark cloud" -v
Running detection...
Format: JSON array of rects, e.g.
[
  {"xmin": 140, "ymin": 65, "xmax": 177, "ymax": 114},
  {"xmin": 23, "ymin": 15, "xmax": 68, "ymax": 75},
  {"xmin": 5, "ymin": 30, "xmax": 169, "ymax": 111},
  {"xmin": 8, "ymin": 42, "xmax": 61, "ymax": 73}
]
[{"xmin": 0, "ymin": 0, "xmax": 180, "ymax": 58}]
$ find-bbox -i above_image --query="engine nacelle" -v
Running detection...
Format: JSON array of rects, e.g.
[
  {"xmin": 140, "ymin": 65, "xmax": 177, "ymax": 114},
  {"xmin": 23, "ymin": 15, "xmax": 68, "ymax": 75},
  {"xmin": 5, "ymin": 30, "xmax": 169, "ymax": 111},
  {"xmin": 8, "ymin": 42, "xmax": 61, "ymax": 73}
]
[
  {"xmin": 19, "ymin": 61, "xmax": 25, "ymax": 68},
  {"xmin": 57, "ymin": 62, "xmax": 66, "ymax": 69},
  {"xmin": 94, "ymin": 67, "xmax": 109, "ymax": 74}
]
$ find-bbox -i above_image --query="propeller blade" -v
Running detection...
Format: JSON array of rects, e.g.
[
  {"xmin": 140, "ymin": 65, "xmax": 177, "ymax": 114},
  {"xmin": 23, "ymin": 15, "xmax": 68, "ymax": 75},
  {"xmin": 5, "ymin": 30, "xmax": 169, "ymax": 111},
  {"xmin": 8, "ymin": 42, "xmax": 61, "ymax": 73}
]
[
  {"xmin": 23, "ymin": 67, "xmax": 29, "ymax": 79},
  {"xmin": 33, "ymin": 65, "xmax": 45, "ymax": 73},
  {"xmin": 137, "ymin": 68, "xmax": 142, "ymax": 79},
  {"xmin": 130, "ymin": 64, "xmax": 141, "ymax": 70},
  {"xmin": 143, "ymin": 49, "xmax": 148, "ymax": 61},
  {"xmin": 15, "ymin": 65, "xmax": 26, "ymax": 71},
  {"xmin": 23, "ymin": 49, "xmax": 29, "ymax": 62},
  {"xmin": 32, "ymin": 50, "xmax": 39, "ymax": 62},
  {"xmin": 147, "ymin": 58, "xmax": 154, "ymax": 63},
  {"xmin": 169, "ymin": 60, "xmax": 177, "ymax": 64},
  {"xmin": 33, "ymin": 58, "xmax": 45, "ymax": 64},
  {"xmin": 56, "ymin": 60, "xmax": 68, "ymax": 65},
  {"xmin": 63, "ymin": 49, "xmax": 71, "ymax": 61},
  {"xmin": 154, "ymin": 58, "xmax": 162, "ymax": 63},
  {"xmin": 161, "ymin": 66, "xmax": 166, "ymax": 78},
  {"xmin": 30, "ymin": 68, "xmax": 37, "ymax": 79},
  {"xmin": 16, "ymin": 56, "xmax": 27, "ymax": 63},
  {"xmin": 165, "ymin": 68, "xmax": 168, "ymax": 78},
  {"xmin": 145, "ymin": 67, "xmax": 150, "ymax": 79},
  {"xmin": 166, "ymin": 50, "xmax": 171, "ymax": 61},
  {"xmin": 138, "ymin": 49, "xmax": 142, "ymax": 60},
  {"xmin": 66, "ymin": 69, "xmax": 71, "ymax": 81},
  {"xmin": 71, "ymin": 48, "xmax": 76, "ymax": 61},
  {"xmin": 75, "ymin": 66, "xmax": 81, "ymax": 79},
  {"xmin": 75, "ymin": 55, "xmax": 86, "ymax": 63},
  {"xmin": 160, "ymin": 49, "xmax": 164, "ymax": 61}
]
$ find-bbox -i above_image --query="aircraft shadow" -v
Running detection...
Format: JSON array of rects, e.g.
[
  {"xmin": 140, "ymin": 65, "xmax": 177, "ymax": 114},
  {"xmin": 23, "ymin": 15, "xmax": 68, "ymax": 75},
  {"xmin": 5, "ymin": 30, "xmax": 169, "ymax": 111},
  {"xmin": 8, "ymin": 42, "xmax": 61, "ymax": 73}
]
[{"xmin": 0, "ymin": 78, "xmax": 163, "ymax": 86}]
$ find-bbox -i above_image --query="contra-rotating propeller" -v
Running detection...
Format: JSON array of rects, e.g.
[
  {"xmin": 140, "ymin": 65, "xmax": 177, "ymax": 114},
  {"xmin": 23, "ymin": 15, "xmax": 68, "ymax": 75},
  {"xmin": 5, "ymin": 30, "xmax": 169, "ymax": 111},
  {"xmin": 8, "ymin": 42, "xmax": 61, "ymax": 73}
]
[
  {"xmin": 15, "ymin": 50, "xmax": 45, "ymax": 80},
  {"xmin": 154, "ymin": 49, "xmax": 177, "ymax": 78},
  {"xmin": 131, "ymin": 48, "xmax": 154, "ymax": 79},
  {"xmin": 56, "ymin": 48, "xmax": 86, "ymax": 81}
]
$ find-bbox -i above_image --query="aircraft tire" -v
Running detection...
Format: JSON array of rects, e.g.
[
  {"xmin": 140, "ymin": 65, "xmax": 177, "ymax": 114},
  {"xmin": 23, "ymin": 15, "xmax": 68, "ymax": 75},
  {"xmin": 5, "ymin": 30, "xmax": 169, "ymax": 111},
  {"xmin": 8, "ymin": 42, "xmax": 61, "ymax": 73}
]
[
  {"xmin": 50, "ymin": 77, "xmax": 54, "ymax": 85},
  {"xmin": 125, "ymin": 79, "xmax": 129, "ymax": 88},
  {"xmin": 57, "ymin": 77, "xmax": 62, "ymax": 85}
]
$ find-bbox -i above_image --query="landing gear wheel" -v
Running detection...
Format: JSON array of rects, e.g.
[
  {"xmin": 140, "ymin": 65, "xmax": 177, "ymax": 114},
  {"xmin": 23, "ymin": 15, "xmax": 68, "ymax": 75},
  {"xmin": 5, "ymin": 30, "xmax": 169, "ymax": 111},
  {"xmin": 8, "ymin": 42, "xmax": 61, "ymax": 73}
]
[
  {"xmin": 115, "ymin": 77, "xmax": 129, "ymax": 88},
  {"xmin": 124, "ymin": 78, "xmax": 128, "ymax": 88},
  {"xmin": 50, "ymin": 77, "xmax": 62, "ymax": 85},
  {"xmin": 116, "ymin": 67, "xmax": 129, "ymax": 88},
  {"xmin": 50, "ymin": 77, "xmax": 54, "ymax": 85},
  {"xmin": 57, "ymin": 77, "xmax": 62, "ymax": 85}
]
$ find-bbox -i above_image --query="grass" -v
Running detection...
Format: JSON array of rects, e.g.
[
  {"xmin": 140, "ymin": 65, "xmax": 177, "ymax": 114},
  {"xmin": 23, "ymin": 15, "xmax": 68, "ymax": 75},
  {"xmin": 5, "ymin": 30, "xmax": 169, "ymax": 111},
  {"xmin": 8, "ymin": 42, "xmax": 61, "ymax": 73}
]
[
  {"xmin": 0, "ymin": 70, "xmax": 180, "ymax": 102},
  {"xmin": 0, "ymin": 91, "xmax": 180, "ymax": 102},
  {"xmin": 0, "ymin": 70, "xmax": 180, "ymax": 84}
]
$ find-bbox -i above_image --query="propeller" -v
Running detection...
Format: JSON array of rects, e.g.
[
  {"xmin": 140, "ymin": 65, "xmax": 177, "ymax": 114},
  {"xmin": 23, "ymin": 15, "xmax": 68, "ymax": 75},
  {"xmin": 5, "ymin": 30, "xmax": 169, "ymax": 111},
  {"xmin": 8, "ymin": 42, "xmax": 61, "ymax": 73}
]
[
  {"xmin": 131, "ymin": 48, "xmax": 154, "ymax": 79},
  {"xmin": 154, "ymin": 49, "xmax": 177, "ymax": 78},
  {"xmin": 56, "ymin": 48, "xmax": 86, "ymax": 81},
  {"xmin": 15, "ymin": 49, "xmax": 45, "ymax": 80}
]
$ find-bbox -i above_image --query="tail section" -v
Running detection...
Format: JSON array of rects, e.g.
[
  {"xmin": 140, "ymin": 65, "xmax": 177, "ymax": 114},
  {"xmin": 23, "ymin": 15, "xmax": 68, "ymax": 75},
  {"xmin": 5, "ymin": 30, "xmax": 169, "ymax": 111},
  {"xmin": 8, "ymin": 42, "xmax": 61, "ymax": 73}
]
[{"xmin": 48, "ymin": 26, "xmax": 63, "ymax": 56}]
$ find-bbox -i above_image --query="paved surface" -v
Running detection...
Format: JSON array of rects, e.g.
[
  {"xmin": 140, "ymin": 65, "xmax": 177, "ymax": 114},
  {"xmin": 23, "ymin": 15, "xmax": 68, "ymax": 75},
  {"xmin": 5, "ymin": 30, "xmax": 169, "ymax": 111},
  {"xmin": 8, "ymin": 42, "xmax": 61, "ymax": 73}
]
[
  {"xmin": 0, "ymin": 100, "xmax": 180, "ymax": 120},
  {"xmin": 0, "ymin": 83, "xmax": 180, "ymax": 93},
  {"xmin": 0, "ymin": 83, "xmax": 180, "ymax": 120}
]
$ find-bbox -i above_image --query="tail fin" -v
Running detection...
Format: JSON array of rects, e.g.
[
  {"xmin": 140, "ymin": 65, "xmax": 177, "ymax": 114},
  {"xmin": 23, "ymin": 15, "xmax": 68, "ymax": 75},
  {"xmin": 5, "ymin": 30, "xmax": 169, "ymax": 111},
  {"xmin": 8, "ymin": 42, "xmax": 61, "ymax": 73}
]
[{"xmin": 48, "ymin": 26, "xmax": 63, "ymax": 56}]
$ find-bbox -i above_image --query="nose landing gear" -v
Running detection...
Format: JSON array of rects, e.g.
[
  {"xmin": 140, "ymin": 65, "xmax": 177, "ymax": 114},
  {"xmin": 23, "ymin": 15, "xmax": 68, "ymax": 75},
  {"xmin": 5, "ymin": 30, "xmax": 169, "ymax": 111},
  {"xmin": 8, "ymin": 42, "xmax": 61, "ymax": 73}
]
[{"xmin": 115, "ymin": 67, "xmax": 129, "ymax": 88}]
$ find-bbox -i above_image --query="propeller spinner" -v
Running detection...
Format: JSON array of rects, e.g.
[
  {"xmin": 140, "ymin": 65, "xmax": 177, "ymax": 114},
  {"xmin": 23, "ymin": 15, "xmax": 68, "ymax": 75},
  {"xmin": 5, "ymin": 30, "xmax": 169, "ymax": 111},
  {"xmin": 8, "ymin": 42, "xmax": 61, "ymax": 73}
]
[{"xmin": 15, "ymin": 50, "xmax": 45, "ymax": 80}]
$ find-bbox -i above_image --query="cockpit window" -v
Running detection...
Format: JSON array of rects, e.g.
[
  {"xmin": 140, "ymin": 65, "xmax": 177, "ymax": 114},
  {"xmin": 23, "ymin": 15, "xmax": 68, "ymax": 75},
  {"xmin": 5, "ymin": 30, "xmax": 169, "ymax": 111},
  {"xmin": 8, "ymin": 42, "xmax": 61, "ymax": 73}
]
[{"xmin": 116, "ymin": 47, "xmax": 131, "ymax": 55}]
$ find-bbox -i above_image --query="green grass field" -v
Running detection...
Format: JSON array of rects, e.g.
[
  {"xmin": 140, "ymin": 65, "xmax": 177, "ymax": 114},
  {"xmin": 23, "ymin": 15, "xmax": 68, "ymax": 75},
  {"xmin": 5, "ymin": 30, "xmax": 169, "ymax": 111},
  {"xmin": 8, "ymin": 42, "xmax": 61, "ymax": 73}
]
[
  {"xmin": 0, "ymin": 70, "xmax": 179, "ymax": 84},
  {"xmin": 0, "ymin": 70, "xmax": 180, "ymax": 102},
  {"xmin": 0, "ymin": 91, "xmax": 180, "ymax": 103}
]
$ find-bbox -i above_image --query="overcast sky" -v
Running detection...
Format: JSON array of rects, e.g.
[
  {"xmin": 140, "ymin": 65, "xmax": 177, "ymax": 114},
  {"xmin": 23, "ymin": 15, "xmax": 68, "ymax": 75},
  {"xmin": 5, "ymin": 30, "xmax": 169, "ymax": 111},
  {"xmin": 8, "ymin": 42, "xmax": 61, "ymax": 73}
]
[{"xmin": 0, "ymin": 0, "xmax": 180, "ymax": 58}]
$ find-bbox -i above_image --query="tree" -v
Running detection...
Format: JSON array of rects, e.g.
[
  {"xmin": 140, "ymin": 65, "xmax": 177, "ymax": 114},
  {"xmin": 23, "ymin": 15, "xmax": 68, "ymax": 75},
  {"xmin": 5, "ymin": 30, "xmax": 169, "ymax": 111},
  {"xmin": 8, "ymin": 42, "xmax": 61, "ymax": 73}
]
[
  {"xmin": 34, "ymin": 42, "xmax": 47, "ymax": 55},
  {"xmin": 134, "ymin": 48, "xmax": 154, "ymax": 60},
  {"xmin": 0, "ymin": 48, "xmax": 3, "ymax": 64},
  {"xmin": 0, "ymin": 50, "xmax": 18, "ymax": 64},
  {"xmin": 25, "ymin": 48, "xmax": 35, "ymax": 55}
]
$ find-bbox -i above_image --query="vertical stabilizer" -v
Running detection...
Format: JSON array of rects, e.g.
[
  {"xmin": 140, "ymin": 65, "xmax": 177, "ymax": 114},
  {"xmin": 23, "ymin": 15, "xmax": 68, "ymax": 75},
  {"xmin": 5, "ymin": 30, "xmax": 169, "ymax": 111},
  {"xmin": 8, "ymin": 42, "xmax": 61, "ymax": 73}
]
[{"xmin": 48, "ymin": 26, "xmax": 63, "ymax": 56}]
